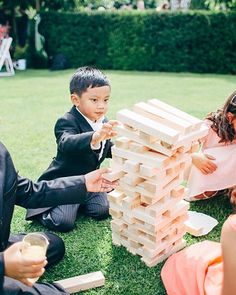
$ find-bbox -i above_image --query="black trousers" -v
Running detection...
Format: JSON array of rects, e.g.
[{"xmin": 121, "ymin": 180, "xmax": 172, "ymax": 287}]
[
  {"xmin": 38, "ymin": 192, "xmax": 109, "ymax": 232},
  {"xmin": 2, "ymin": 232, "xmax": 69, "ymax": 295}
]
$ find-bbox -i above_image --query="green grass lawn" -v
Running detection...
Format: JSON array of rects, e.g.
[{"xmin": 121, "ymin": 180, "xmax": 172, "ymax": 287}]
[{"xmin": 0, "ymin": 69, "xmax": 236, "ymax": 294}]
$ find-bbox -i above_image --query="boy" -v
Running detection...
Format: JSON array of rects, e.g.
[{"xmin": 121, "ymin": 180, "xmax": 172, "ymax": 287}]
[{"xmin": 26, "ymin": 66, "xmax": 118, "ymax": 232}]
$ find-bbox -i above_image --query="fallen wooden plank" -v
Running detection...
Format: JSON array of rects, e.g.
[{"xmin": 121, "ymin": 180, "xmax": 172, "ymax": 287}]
[{"xmin": 55, "ymin": 271, "xmax": 105, "ymax": 294}]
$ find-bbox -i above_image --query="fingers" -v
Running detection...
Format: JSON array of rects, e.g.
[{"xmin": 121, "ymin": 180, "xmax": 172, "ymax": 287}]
[
  {"xmin": 107, "ymin": 120, "xmax": 120, "ymax": 127},
  {"xmin": 100, "ymin": 179, "xmax": 118, "ymax": 192},
  {"xmin": 200, "ymin": 162, "xmax": 217, "ymax": 174},
  {"xmin": 204, "ymin": 153, "xmax": 216, "ymax": 160},
  {"xmin": 21, "ymin": 268, "xmax": 45, "ymax": 280},
  {"xmin": 102, "ymin": 123, "xmax": 118, "ymax": 138}
]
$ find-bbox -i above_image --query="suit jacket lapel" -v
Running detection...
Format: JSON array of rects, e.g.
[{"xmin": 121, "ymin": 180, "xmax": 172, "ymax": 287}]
[{"xmin": 69, "ymin": 106, "xmax": 94, "ymax": 133}]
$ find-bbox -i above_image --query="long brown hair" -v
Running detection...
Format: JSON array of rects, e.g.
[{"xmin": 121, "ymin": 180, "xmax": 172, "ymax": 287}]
[{"xmin": 206, "ymin": 91, "xmax": 236, "ymax": 143}]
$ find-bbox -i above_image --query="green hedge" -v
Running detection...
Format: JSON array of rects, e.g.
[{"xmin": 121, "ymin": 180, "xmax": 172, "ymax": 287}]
[{"xmin": 37, "ymin": 10, "xmax": 236, "ymax": 74}]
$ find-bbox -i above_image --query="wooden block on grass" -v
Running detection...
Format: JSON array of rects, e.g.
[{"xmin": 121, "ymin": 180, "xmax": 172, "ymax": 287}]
[{"xmin": 55, "ymin": 271, "xmax": 105, "ymax": 294}]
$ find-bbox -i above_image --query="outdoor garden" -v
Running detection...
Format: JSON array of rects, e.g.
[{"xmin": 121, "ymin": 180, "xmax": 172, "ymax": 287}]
[{"xmin": 0, "ymin": 69, "xmax": 235, "ymax": 294}]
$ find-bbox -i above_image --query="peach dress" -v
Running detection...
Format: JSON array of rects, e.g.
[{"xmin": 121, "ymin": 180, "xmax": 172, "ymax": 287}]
[
  {"xmin": 186, "ymin": 121, "xmax": 236, "ymax": 200},
  {"xmin": 161, "ymin": 215, "xmax": 236, "ymax": 295}
]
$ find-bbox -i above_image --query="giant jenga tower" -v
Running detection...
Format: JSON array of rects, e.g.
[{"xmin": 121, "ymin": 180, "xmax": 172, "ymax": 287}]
[{"xmin": 106, "ymin": 99, "xmax": 208, "ymax": 267}]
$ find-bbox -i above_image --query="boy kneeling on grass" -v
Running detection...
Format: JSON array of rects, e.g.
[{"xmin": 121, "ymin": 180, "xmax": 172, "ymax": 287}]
[{"xmin": 26, "ymin": 66, "xmax": 118, "ymax": 232}]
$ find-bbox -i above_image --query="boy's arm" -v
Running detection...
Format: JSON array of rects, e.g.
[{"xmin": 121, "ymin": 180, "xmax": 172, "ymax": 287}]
[{"xmin": 55, "ymin": 117, "xmax": 95, "ymax": 154}]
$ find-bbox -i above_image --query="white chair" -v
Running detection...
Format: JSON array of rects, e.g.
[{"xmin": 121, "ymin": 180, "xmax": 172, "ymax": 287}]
[{"xmin": 0, "ymin": 37, "xmax": 15, "ymax": 77}]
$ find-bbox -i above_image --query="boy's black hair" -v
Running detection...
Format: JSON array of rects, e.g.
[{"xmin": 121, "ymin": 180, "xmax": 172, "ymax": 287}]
[{"xmin": 70, "ymin": 66, "xmax": 110, "ymax": 96}]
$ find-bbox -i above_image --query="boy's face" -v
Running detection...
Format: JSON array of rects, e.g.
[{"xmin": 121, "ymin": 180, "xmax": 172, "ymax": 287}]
[{"xmin": 71, "ymin": 86, "xmax": 110, "ymax": 122}]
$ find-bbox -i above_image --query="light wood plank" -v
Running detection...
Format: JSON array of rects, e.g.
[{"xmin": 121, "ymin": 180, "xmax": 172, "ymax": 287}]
[{"xmin": 55, "ymin": 271, "xmax": 105, "ymax": 294}]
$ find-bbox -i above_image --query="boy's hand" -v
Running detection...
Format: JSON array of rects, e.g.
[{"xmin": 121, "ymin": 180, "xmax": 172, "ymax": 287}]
[
  {"xmin": 4, "ymin": 242, "xmax": 47, "ymax": 286},
  {"xmin": 85, "ymin": 168, "xmax": 118, "ymax": 192},
  {"xmin": 91, "ymin": 120, "xmax": 119, "ymax": 146},
  {"xmin": 192, "ymin": 152, "xmax": 217, "ymax": 175}
]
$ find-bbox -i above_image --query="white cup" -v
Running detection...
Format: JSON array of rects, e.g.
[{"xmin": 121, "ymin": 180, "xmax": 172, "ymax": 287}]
[
  {"xmin": 13, "ymin": 59, "xmax": 26, "ymax": 70},
  {"xmin": 22, "ymin": 233, "xmax": 49, "ymax": 284}
]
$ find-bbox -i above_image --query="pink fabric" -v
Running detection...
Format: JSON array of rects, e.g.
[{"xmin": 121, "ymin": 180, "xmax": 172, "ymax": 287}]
[
  {"xmin": 161, "ymin": 241, "xmax": 222, "ymax": 295},
  {"xmin": 186, "ymin": 122, "xmax": 236, "ymax": 199},
  {"xmin": 161, "ymin": 215, "xmax": 236, "ymax": 295}
]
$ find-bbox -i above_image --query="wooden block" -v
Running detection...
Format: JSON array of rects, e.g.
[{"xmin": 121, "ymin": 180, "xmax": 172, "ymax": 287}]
[
  {"xmin": 111, "ymin": 155, "xmax": 126, "ymax": 165},
  {"xmin": 146, "ymin": 173, "xmax": 183, "ymax": 197},
  {"xmin": 122, "ymin": 188, "xmax": 140, "ymax": 198},
  {"xmin": 55, "ymin": 271, "xmax": 105, "ymax": 294},
  {"xmin": 111, "ymin": 219, "xmax": 127, "ymax": 232},
  {"xmin": 140, "ymin": 194, "xmax": 156, "ymax": 205},
  {"xmin": 112, "ymin": 146, "xmax": 170, "ymax": 168},
  {"xmin": 117, "ymin": 125, "xmax": 177, "ymax": 157},
  {"xmin": 116, "ymin": 109, "xmax": 180, "ymax": 144},
  {"xmin": 122, "ymin": 211, "xmax": 137, "ymax": 224},
  {"xmin": 139, "ymin": 164, "xmax": 162, "ymax": 178},
  {"xmin": 122, "ymin": 195, "xmax": 141, "ymax": 210},
  {"xmin": 123, "ymin": 160, "xmax": 140, "ymax": 173},
  {"xmin": 112, "ymin": 233, "xmax": 122, "ymax": 246},
  {"xmin": 176, "ymin": 124, "xmax": 209, "ymax": 148},
  {"xmin": 115, "ymin": 136, "xmax": 131, "ymax": 149},
  {"xmin": 185, "ymin": 220, "xmax": 203, "ymax": 236},
  {"xmin": 139, "ymin": 131, "xmax": 158, "ymax": 143},
  {"xmin": 133, "ymin": 102, "xmax": 193, "ymax": 134},
  {"xmin": 133, "ymin": 206, "xmax": 159, "ymax": 226},
  {"xmin": 103, "ymin": 170, "xmax": 125, "ymax": 182},
  {"xmin": 141, "ymin": 168, "xmax": 181, "ymax": 193},
  {"xmin": 129, "ymin": 141, "xmax": 148, "ymax": 153},
  {"xmin": 171, "ymin": 185, "xmax": 185, "ymax": 198},
  {"xmin": 146, "ymin": 195, "xmax": 182, "ymax": 219},
  {"xmin": 121, "ymin": 174, "xmax": 144, "ymax": 186},
  {"xmin": 118, "ymin": 179, "xmax": 137, "ymax": 193},
  {"xmin": 110, "ymin": 158, "xmax": 123, "ymax": 171},
  {"xmin": 109, "ymin": 202, "xmax": 123, "ymax": 213},
  {"xmin": 107, "ymin": 190, "xmax": 125, "ymax": 204},
  {"xmin": 109, "ymin": 208, "xmax": 123, "ymax": 219},
  {"xmin": 148, "ymin": 99, "xmax": 202, "ymax": 129}
]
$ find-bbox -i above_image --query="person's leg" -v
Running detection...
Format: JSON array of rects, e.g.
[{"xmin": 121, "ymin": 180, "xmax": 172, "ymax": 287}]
[
  {"xmin": 83, "ymin": 192, "xmax": 109, "ymax": 220},
  {"xmin": 8, "ymin": 232, "xmax": 65, "ymax": 268},
  {"xmin": 2, "ymin": 276, "xmax": 68, "ymax": 295},
  {"xmin": 38, "ymin": 204, "xmax": 80, "ymax": 232}
]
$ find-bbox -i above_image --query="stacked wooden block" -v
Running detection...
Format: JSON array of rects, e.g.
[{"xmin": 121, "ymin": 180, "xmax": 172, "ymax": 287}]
[{"xmin": 106, "ymin": 99, "xmax": 208, "ymax": 267}]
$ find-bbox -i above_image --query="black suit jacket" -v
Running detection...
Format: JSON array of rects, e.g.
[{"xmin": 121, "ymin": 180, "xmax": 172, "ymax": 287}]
[
  {"xmin": 0, "ymin": 141, "xmax": 88, "ymax": 283},
  {"xmin": 26, "ymin": 106, "xmax": 113, "ymax": 219}
]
